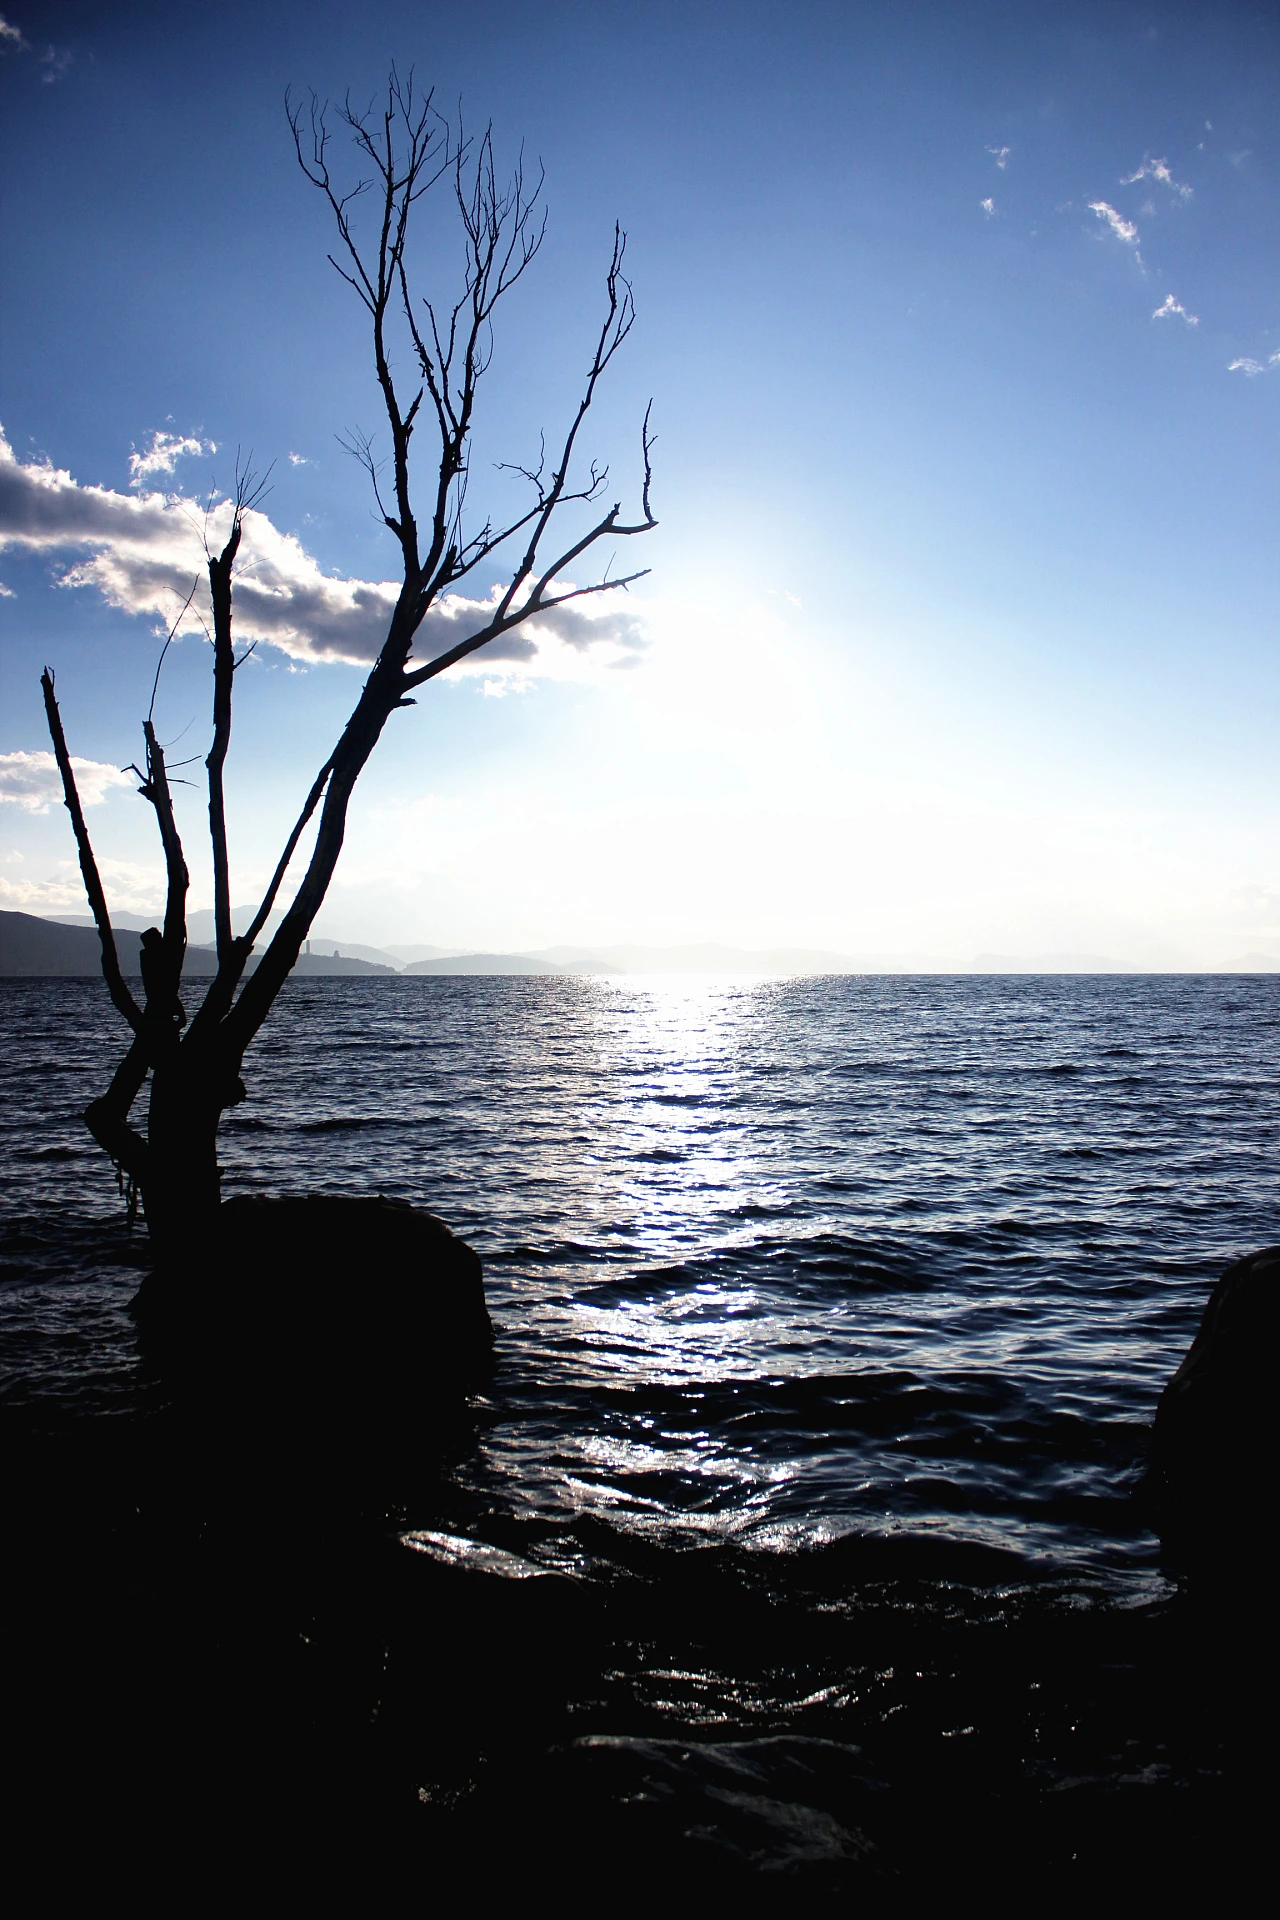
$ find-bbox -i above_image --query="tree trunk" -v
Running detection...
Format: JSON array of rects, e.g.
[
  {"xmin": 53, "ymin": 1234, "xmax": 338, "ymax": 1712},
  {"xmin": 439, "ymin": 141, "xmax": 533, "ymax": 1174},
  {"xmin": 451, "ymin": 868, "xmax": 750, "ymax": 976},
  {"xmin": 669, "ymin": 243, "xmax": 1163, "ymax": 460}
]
[{"xmin": 143, "ymin": 1057, "xmax": 224, "ymax": 1263}]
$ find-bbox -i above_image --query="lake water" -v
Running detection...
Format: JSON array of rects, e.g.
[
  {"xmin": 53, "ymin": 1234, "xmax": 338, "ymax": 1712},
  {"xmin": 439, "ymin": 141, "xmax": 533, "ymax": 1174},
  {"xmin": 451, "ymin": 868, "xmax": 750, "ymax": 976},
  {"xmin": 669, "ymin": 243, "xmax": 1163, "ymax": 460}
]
[{"xmin": 2, "ymin": 972, "xmax": 1276, "ymax": 1890}]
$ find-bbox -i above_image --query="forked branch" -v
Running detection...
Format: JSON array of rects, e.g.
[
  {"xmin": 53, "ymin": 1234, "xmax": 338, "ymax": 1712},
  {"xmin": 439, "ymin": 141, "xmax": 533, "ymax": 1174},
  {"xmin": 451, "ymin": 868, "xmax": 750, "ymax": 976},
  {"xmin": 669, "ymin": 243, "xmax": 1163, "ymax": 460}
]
[
  {"xmin": 213, "ymin": 82, "xmax": 658, "ymax": 1059},
  {"xmin": 403, "ymin": 396, "xmax": 657, "ymax": 689},
  {"xmin": 288, "ymin": 71, "xmax": 451, "ymax": 585}
]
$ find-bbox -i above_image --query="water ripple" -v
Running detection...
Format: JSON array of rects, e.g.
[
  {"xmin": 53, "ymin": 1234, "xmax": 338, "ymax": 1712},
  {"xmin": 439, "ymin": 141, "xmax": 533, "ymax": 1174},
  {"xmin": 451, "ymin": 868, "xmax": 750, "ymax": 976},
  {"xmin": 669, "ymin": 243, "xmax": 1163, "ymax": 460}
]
[{"xmin": 2, "ymin": 971, "xmax": 1277, "ymax": 1592}]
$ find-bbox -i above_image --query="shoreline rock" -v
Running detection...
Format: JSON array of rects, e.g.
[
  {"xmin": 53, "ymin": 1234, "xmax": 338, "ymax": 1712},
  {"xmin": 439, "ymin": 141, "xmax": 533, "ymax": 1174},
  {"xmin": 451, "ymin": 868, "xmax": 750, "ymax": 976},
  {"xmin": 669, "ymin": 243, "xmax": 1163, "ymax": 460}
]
[
  {"xmin": 1147, "ymin": 1244, "xmax": 1279, "ymax": 1554},
  {"xmin": 131, "ymin": 1191, "xmax": 493, "ymax": 1409}
]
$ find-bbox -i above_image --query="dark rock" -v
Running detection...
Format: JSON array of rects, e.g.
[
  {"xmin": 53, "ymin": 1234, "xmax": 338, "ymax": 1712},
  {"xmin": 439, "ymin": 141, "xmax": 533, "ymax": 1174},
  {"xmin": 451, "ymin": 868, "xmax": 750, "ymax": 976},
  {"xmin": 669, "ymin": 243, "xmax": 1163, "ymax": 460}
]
[
  {"xmin": 1147, "ymin": 1245, "xmax": 1280, "ymax": 1546},
  {"xmin": 132, "ymin": 1192, "xmax": 493, "ymax": 1409}
]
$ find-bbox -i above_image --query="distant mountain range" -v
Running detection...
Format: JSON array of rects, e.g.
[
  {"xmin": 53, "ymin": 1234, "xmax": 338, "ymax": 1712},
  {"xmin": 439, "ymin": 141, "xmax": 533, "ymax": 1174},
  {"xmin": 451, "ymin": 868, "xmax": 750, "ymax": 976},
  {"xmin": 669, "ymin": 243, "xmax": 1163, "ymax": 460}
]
[
  {"xmin": 4, "ymin": 912, "xmax": 1278, "ymax": 977},
  {"xmin": 402, "ymin": 951, "xmax": 607, "ymax": 975},
  {"xmin": 1, "ymin": 913, "xmax": 219, "ymax": 977},
  {"xmin": 0, "ymin": 913, "xmax": 394, "ymax": 977},
  {"xmin": 54, "ymin": 906, "xmax": 284, "ymax": 945}
]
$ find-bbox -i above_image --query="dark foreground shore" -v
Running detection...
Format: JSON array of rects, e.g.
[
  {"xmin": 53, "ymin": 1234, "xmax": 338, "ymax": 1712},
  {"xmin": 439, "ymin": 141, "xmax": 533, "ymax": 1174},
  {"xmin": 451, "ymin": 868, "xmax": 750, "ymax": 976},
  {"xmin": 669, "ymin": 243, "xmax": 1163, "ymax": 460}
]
[{"xmin": 5, "ymin": 1375, "xmax": 1272, "ymax": 1904}]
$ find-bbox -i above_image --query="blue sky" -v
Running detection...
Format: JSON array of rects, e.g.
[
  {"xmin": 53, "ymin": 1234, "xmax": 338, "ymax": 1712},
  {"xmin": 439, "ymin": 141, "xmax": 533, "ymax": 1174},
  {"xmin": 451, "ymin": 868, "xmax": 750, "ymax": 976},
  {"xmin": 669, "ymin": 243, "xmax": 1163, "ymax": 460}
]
[{"xmin": 1, "ymin": 0, "xmax": 1277, "ymax": 963}]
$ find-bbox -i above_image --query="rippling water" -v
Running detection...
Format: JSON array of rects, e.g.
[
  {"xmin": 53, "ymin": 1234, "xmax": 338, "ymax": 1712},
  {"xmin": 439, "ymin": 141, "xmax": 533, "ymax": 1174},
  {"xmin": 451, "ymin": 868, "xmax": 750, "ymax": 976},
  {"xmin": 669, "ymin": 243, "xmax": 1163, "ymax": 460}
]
[
  {"xmin": 4, "ymin": 972, "xmax": 1277, "ymax": 1589},
  {"xmin": 4, "ymin": 971, "xmax": 1276, "ymax": 1889}
]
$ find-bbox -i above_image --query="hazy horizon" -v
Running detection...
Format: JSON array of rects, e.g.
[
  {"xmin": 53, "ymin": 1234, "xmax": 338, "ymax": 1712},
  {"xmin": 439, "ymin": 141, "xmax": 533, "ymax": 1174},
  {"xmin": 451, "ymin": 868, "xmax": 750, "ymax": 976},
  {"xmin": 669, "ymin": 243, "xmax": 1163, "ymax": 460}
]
[{"xmin": 24, "ymin": 905, "xmax": 1280, "ymax": 974}]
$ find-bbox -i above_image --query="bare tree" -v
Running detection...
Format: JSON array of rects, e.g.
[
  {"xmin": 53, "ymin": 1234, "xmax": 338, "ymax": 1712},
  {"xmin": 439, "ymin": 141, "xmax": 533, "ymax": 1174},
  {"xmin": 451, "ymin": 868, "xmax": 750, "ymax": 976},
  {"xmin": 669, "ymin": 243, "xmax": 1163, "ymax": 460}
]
[{"xmin": 42, "ymin": 71, "xmax": 656, "ymax": 1260}]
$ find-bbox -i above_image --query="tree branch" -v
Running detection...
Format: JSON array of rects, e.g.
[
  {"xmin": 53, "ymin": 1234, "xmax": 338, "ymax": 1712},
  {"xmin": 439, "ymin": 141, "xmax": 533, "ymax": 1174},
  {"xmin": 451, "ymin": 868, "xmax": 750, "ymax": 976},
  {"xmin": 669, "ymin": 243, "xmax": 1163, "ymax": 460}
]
[
  {"xmin": 206, "ymin": 591, "xmax": 237, "ymax": 957},
  {"xmin": 40, "ymin": 670, "xmax": 142, "ymax": 1033},
  {"xmin": 84, "ymin": 1033, "xmax": 152, "ymax": 1187},
  {"xmin": 137, "ymin": 723, "xmax": 189, "ymax": 985},
  {"xmin": 84, "ymin": 1097, "xmax": 150, "ymax": 1187},
  {"xmin": 224, "ymin": 703, "xmax": 386, "ymax": 1058},
  {"xmin": 206, "ymin": 479, "xmax": 253, "ymax": 965},
  {"xmin": 217, "ymin": 80, "xmax": 658, "ymax": 1061},
  {"xmin": 402, "ymin": 567, "xmax": 650, "ymax": 689},
  {"xmin": 243, "ymin": 753, "xmax": 336, "ymax": 951},
  {"xmin": 184, "ymin": 748, "xmax": 338, "ymax": 1049},
  {"xmin": 291, "ymin": 75, "xmax": 452, "ymax": 593}
]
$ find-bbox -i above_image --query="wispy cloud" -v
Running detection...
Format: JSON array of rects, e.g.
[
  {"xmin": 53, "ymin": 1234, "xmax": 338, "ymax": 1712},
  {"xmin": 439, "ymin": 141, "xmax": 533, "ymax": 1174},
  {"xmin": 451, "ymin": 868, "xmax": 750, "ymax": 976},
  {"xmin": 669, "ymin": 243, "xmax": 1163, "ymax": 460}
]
[
  {"xmin": 39, "ymin": 42, "xmax": 71, "ymax": 82},
  {"xmin": 0, "ymin": 748, "xmax": 132, "ymax": 813},
  {"xmin": 288, "ymin": 452, "xmax": 309, "ymax": 466},
  {"xmin": 1152, "ymin": 293, "xmax": 1198, "ymax": 326},
  {"xmin": 0, "ymin": 426, "xmax": 648, "ymax": 680},
  {"xmin": 1088, "ymin": 201, "xmax": 1140, "ymax": 247},
  {"xmin": 1228, "ymin": 350, "xmax": 1280, "ymax": 377},
  {"xmin": 128, "ymin": 429, "xmax": 215, "ymax": 485},
  {"xmin": 1122, "ymin": 155, "xmax": 1192, "ymax": 199},
  {"xmin": 980, "ymin": 197, "xmax": 995, "ymax": 217},
  {"xmin": 2, "ymin": 19, "xmax": 73, "ymax": 79},
  {"xmin": 985, "ymin": 145, "xmax": 1011, "ymax": 170}
]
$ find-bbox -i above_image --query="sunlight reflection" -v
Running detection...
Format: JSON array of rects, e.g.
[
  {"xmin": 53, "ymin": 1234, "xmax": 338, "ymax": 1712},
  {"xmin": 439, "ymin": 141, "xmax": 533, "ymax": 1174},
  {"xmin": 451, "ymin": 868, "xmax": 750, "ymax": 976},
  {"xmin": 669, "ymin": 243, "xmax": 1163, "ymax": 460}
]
[{"xmin": 570, "ymin": 973, "xmax": 786, "ymax": 1263}]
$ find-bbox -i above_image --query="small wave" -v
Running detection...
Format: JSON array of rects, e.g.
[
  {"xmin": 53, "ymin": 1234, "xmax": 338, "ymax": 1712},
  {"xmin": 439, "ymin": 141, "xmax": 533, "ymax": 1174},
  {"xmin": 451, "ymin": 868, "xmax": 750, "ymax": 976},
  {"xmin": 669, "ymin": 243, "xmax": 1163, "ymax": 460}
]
[
  {"xmin": 572, "ymin": 1235, "xmax": 933, "ymax": 1305},
  {"xmin": 490, "ymin": 1240, "xmax": 602, "ymax": 1266}
]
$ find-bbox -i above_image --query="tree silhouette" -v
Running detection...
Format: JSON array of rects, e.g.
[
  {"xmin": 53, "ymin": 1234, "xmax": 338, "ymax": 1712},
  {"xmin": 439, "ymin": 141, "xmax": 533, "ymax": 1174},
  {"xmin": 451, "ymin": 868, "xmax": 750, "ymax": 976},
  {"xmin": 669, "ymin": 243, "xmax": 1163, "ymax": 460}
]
[{"xmin": 42, "ymin": 71, "xmax": 656, "ymax": 1258}]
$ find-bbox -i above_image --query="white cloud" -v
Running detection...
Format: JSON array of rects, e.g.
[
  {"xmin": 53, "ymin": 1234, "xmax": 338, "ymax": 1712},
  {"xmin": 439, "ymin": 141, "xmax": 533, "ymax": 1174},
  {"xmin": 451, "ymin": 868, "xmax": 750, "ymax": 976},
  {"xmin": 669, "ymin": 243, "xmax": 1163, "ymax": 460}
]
[
  {"xmin": 1121, "ymin": 156, "xmax": 1192, "ymax": 200},
  {"xmin": 980, "ymin": 197, "xmax": 995, "ymax": 217},
  {"xmin": 986, "ymin": 145, "xmax": 1011, "ymax": 170},
  {"xmin": 0, "ymin": 15, "xmax": 28, "ymax": 50},
  {"xmin": 0, "ymin": 856, "xmax": 163, "ymax": 912},
  {"xmin": 1228, "ymin": 350, "xmax": 1280, "ymax": 377},
  {"xmin": 1088, "ymin": 201, "xmax": 1140, "ymax": 247},
  {"xmin": 288, "ymin": 452, "xmax": 309, "ymax": 466},
  {"xmin": 0, "ymin": 748, "xmax": 132, "ymax": 813},
  {"xmin": 0, "ymin": 425, "xmax": 648, "ymax": 679},
  {"xmin": 1152, "ymin": 293, "xmax": 1198, "ymax": 326},
  {"xmin": 129, "ymin": 429, "xmax": 215, "ymax": 484}
]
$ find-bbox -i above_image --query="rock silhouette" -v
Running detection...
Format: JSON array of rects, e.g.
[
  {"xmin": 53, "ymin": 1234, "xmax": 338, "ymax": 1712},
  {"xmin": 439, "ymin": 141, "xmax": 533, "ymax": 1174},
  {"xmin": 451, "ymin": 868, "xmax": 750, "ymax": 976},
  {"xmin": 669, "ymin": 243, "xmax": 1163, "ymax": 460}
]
[
  {"xmin": 132, "ymin": 1193, "xmax": 492, "ymax": 1413},
  {"xmin": 1148, "ymin": 1244, "xmax": 1279, "ymax": 1549}
]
